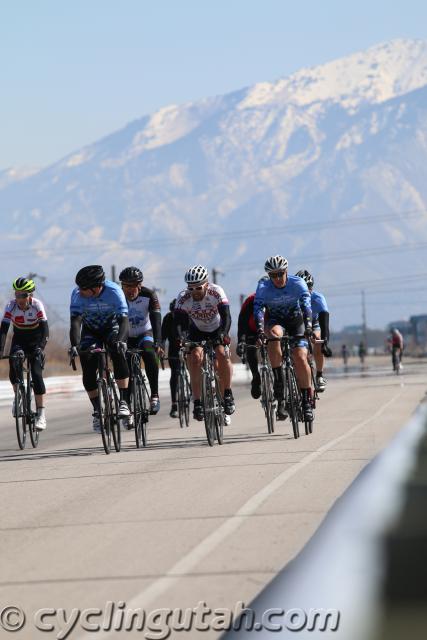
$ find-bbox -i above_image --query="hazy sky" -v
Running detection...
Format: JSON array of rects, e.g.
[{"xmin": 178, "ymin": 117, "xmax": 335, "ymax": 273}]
[{"xmin": 2, "ymin": 0, "xmax": 427, "ymax": 168}]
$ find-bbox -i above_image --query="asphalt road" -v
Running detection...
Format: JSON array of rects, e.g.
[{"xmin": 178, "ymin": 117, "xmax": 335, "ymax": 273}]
[{"xmin": 0, "ymin": 358, "xmax": 426, "ymax": 639}]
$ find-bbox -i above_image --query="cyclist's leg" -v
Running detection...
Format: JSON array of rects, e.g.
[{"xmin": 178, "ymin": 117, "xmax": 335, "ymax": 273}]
[
  {"xmin": 215, "ymin": 335, "xmax": 234, "ymax": 415},
  {"xmin": 168, "ymin": 350, "xmax": 180, "ymax": 416},
  {"xmin": 8, "ymin": 340, "xmax": 24, "ymax": 415},
  {"xmin": 79, "ymin": 333, "xmax": 102, "ymax": 430},
  {"xmin": 266, "ymin": 323, "xmax": 284, "ymax": 396},
  {"xmin": 289, "ymin": 321, "xmax": 313, "ymax": 420},
  {"xmin": 106, "ymin": 330, "xmax": 130, "ymax": 416},
  {"xmin": 28, "ymin": 345, "xmax": 47, "ymax": 430},
  {"xmin": 187, "ymin": 326, "xmax": 205, "ymax": 420},
  {"xmin": 138, "ymin": 332, "xmax": 160, "ymax": 413},
  {"xmin": 312, "ymin": 327, "xmax": 326, "ymax": 390},
  {"xmin": 246, "ymin": 335, "xmax": 261, "ymax": 398}
]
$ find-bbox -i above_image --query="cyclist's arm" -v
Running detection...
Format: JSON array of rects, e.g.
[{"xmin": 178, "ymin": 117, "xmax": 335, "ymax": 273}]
[
  {"xmin": 318, "ymin": 311, "xmax": 330, "ymax": 341},
  {"xmin": 173, "ymin": 309, "xmax": 188, "ymax": 340},
  {"xmin": 0, "ymin": 320, "xmax": 9, "ymax": 353},
  {"xmin": 253, "ymin": 288, "xmax": 266, "ymax": 331},
  {"xmin": 238, "ymin": 300, "xmax": 251, "ymax": 342},
  {"xmin": 161, "ymin": 313, "xmax": 169, "ymax": 345},
  {"xmin": 39, "ymin": 319, "xmax": 49, "ymax": 349},
  {"xmin": 148, "ymin": 289, "xmax": 162, "ymax": 344},
  {"xmin": 299, "ymin": 285, "xmax": 313, "ymax": 329},
  {"xmin": 116, "ymin": 315, "xmax": 129, "ymax": 343},
  {"xmin": 218, "ymin": 303, "xmax": 231, "ymax": 335},
  {"xmin": 70, "ymin": 315, "xmax": 82, "ymax": 347}
]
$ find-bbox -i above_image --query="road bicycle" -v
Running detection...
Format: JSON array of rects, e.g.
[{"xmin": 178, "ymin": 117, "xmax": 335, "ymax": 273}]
[
  {"xmin": 392, "ymin": 347, "xmax": 402, "ymax": 374},
  {"xmin": 71, "ymin": 346, "xmax": 121, "ymax": 455},
  {"xmin": 2, "ymin": 352, "xmax": 41, "ymax": 449},
  {"xmin": 185, "ymin": 339, "xmax": 224, "ymax": 446},
  {"xmin": 126, "ymin": 348, "xmax": 151, "ymax": 447}
]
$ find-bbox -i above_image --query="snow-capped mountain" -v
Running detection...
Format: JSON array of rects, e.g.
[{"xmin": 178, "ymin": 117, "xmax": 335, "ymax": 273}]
[{"xmin": 1, "ymin": 38, "xmax": 427, "ymax": 329}]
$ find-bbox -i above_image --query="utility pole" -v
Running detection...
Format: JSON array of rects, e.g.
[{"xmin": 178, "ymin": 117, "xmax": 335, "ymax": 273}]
[
  {"xmin": 361, "ymin": 289, "xmax": 368, "ymax": 348},
  {"xmin": 212, "ymin": 268, "xmax": 224, "ymax": 284},
  {"xmin": 239, "ymin": 294, "xmax": 245, "ymax": 307},
  {"xmin": 111, "ymin": 265, "xmax": 117, "ymax": 283}
]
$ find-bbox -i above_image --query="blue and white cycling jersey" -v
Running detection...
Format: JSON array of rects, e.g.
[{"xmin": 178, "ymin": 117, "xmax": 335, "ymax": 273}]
[
  {"xmin": 311, "ymin": 290, "xmax": 329, "ymax": 328},
  {"xmin": 70, "ymin": 280, "xmax": 128, "ymax": 332},
  {"xmin": 254, "ymin": 275, "xmax": 312, "ymax": 328}
]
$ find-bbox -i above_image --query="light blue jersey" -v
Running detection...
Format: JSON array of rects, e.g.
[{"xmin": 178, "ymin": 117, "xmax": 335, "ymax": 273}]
[
  {"xmin": 70, "ymin": 280, "xmax": 128, "ymax": 332},
  {"xmin": 311, "ymin": 290, "xmax": 329, "ymax": 326},
  {"xmin": 254, "ymin": 275, "xmax": 312, "ymax": 328}
]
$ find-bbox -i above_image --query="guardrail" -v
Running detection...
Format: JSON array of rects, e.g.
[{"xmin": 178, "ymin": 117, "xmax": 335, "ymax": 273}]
[{"xmin": 222, "ymin": 403, "xmax": 427, "ymax": 639}]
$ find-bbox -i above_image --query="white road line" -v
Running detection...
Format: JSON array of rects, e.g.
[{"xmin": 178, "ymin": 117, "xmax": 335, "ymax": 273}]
[{"xmin": 77, "ymin": 391, "xmax": 402, "ymax": 638}]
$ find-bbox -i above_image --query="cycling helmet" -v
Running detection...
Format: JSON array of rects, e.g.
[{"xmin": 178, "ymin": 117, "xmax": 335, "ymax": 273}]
[
  {"xmin": 295, "ymin": 269, "xmax": 314, "ymax": 289},
  {"xmin": 264, "ymin": 255, "xmax": 288, "ymax": 273},
  {"xmin": 184, "ymin": 265, "xmax": 208, "ymax": 285},
  {"xmin": 75, "ymin": 265, "xmax": 105, "ymax": 289},
  {"xmin": 169, "ymin": 298, "xmax": 176, "ymax": 312},
  {"xmin": 119, "ymin": 266, "xmax": 143, "ymax": 283},
  {"xmin": 13, "ymin": 277, "xmax": 35, "ymax": 293}
]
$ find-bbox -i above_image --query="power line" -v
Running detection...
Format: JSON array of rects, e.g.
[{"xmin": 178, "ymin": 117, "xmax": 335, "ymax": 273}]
[{"xmin": 2, "ymin": 208, "xmax": 427, "ymax": 259}]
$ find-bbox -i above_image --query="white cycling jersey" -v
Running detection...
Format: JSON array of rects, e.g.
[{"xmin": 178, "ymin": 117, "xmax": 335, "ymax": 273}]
[
  {"xmin": 176, "ymin": 284, "xmax": 228, "ymax": 332},
  {"xmin": 2, "ymin": 297, "xmax": 47, "ymax": 332}
]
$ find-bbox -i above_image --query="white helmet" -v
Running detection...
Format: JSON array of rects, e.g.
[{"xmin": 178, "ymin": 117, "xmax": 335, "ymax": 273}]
[
  {"xmin": 264, "ymin": 255, "xmax": 288, "ymax": 273},
  {"xmin": 185, "ymin": 264, "xmax": 209, "ymax": 285}
]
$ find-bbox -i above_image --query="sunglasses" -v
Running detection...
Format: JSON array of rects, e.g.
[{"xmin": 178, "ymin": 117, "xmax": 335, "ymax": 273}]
[
  {"xmin": 15, "ymin": 292, "xmax": 31, "ymax": 299},
  {"xmin": 269, "ymin": 271, "xmax": 287, "ymax": 279},
  {"xmin": 188, "ymin": 285, "xmax": 205, "ymax": 291}
]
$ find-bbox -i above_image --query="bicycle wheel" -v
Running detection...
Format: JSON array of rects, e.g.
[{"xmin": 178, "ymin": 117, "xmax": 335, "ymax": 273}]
[
  {"xmin": 285, "ymin": 368, "xmax": 300, "ymax": 439},
  {"xmin": 135, "ymin": 376, "xmax": 149, "ymax": 448},
  {"xmin": 261, "ymin": 367, "xmax": 275, "ymax": 434},
  {"xmin": 110, "ymin": 379, "xmax": 121, "ymax": 452},
  {"xmin": 28, "ymin": 384, "xmax": 39, "ymax": 448},
  {"xmin": 214, "ymin": 378, "xmax": 224, "ymax": 445},
  {"xmin": 14, "ymin": 385, "xmax": 26, "ymax": 450},
  {"xmin": 184, "ymin": 371, "xmax": 191, "ymax": 426},
  {"xmin": 202, "ymin": 372, "xmax": 215, "ymax": 446},
  {"xmin": 98, "ymin": 379, "xmax": 112, "ymax": 454},
  {"xmin": 177, "ymin": 373, "xmax": 186, "ymax": 429}
]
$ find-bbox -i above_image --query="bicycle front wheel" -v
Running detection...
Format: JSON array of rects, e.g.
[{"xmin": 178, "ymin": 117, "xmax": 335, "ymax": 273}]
[
  {"xmin": 214, "ymin": 378, "xmax": 224, "ymax": 445},
  {"xmin": 110, "ymin": 380, "xmax": 121, "ymax": 452},
  {"xmin": 285, "ymin": 368, "xmax": 300, "ymax": 439},
  {"xmin": 134, "ymin": 377, "xmax": 148, "ymax": 448},
  {"xmin": 98, "ymin": 379, "xmax": 112, "ymax": 454},
  {"xmin": 261, "ymin": 367, "xmax": 275, "ymax": 434},
  {"xmin": 184, "ymin": 372, "xmax": 191, "ymax": 426},
  {"xmin": 177, "ymin": 373, "xmax": 186, "ymax": 429},
  {"xmin": 14, "ymin": 385, "xmax": 26, "ymax": 450},
  {"xmin": 28, "ymin": 397, "xmax": 39, "ymax": 449},
  {"xmin": 202, "ymin": 372, "xmax": 215, "ymax": 446}
]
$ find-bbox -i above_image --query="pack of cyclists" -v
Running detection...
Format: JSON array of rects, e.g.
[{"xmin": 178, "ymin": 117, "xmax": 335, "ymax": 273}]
[{"xmin": 0, "ymin": 256, "xmax": 335, "ymax": 434}]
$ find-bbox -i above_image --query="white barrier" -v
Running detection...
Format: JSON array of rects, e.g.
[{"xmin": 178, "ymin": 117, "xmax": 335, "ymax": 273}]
[{"xmin": 0, "ymin": 364, "xmax": 251, "ymax": 406}]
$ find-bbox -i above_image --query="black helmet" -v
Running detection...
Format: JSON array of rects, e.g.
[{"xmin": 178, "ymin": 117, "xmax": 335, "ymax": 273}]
[
  {"xmin": 75, "ymin": 265, "xmax": 105, "ymax": 289},
  {"xmin": 169, "ymin": 298, "xmax": 176, "ymax": 312},
  {"xmin": 119, "ymin": 266, "xmax": 143, "ymax": 283},
  {"xmin": 295, "ymin": 269, "xmax": 314, "ymax": 289}
]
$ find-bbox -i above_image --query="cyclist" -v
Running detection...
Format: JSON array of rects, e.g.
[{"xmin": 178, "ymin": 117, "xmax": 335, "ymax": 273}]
[
  {"xmin": 69, "ymin": 265, "xmax": 130, "ymax": 432},
  {"xmin": 118, "ymin": 266, "xmax": 162, "ymax": 416},
  {"xmin": 174, "ymin": 265, "xmax": 234, "ymax": 422},
  {"xmin": 358, "ymin": 341, "xmax": 366, "ymax": 365},
  {"xmin": 295, "ymin": 270, "xmax": 332, "ymax": 392},
  {"xmin": 236, "ymin": 293, "xmax": 261, "ymax": 399},
  {"xmin": 254, "ymin": 255, "xmax": 313, "ymax": 421},
  {"xmin": 389, "ymin": 327, "xmax": 403, "ymax": 371},
  {"xmin": 161, "ymin": 298, "xmax": 180, "ymax": 418},
  {"xmin": 0, "ymin": 277, "xmax": 49, "ymax": 430},
  {"xmin": 341, "ymin": 344, "xmax": 349, "ymax": 366}
]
